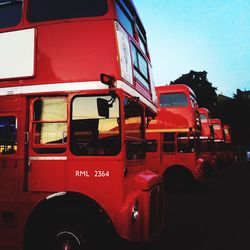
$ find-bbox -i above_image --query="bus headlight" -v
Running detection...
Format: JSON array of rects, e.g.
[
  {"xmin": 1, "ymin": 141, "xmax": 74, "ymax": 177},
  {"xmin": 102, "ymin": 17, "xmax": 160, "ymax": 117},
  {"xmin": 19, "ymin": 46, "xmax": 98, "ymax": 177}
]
[{"xmin": 132, "ymin": 200, "xmax": 139, "ymax": 222}]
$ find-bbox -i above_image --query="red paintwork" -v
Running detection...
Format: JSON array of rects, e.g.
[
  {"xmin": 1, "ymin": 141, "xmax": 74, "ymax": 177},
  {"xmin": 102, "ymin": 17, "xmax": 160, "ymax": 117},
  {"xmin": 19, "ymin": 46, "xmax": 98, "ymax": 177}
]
[
  {"xmin": 210, "ymin": 120, "xmax": 235, "ymax": 164},
  {"xmin": 0, "ymin": 1, "xmax": 164, "ymax": 249},
  {"xmin": 198, "ymin": 108, "xmax": 217, "ymax": 169},
  {"xmin": 0, "ymin": 1, "xmax": 152, "ymax": 104},
  {"xmin": 150, "ymin": 85, "xmax": 201, "ymax": 131},
  {"xmin": 223, "ymin": 125, "xmax": 232, "ymax": 144},
  {"xmin": 211, "ymin": 118, "xmax": 224, "ymax": 141},
  {"xmin": 210, "ymin": 118, "xmax": 227, "ymax": 164},
  {"xmin": 146, "ymin": 85, "xmax": 205, "ymax": 184},
  {"xmin": 198, "ymin": 108, "xmax": 211, "ymax": 137}
]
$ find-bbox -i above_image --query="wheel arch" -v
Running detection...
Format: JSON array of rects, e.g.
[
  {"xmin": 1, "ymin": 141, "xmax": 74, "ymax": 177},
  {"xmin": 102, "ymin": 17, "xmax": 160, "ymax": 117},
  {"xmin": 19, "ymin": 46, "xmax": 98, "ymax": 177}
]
[
  {"xmin": 23, "ymin": 191, "xmax": 116, "ymax": 248},
  {"xmin": 164, "ymin": 164, "xmax": 193, "ymax": 180},
  {"xmin": 163, "ymin": 165, "xmax": 195, "ymax": 193}
]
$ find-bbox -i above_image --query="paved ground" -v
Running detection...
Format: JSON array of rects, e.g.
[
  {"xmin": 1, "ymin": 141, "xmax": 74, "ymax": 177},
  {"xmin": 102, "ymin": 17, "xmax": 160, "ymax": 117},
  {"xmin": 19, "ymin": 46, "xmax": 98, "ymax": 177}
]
[{"xmin": 154, "ymin": 161, "xmax": 250, "ymax": 250}]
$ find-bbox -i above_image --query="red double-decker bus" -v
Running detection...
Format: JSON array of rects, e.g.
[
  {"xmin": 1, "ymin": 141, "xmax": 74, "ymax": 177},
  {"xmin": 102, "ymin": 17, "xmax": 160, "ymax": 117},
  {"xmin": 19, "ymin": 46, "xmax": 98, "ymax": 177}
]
[
  {"xmin": 198, "ymin": 107, "xmax": 218, "ymax": 171},
  {"xmin": 0, "ymin": 1, "xmax": 165, "ymax": 249},
  {"xmin": 223, "ymin": 124, "xmax": 237, "ymax": 163},
  {"xmin": 210, "ymin": 118, "xmax": 226, "ymax": 167},
  {"xmin": 146, "ymin": 84, "xmax": 205, "ymax": 192}
]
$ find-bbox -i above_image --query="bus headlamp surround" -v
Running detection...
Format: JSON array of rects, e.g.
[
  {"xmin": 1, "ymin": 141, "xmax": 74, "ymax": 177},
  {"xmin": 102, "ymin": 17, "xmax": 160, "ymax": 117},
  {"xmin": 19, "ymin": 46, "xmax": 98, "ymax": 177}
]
[{"xmin": 131, "ymin": 200, "xmax": 139, "ymax": 222}]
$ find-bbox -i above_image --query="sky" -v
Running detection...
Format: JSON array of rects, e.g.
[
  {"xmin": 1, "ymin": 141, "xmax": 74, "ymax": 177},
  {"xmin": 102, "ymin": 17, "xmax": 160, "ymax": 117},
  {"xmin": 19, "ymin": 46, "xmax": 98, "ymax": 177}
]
[{"xmin": 134, "ymin": 0, "xmax": 250, "ymax": 97}]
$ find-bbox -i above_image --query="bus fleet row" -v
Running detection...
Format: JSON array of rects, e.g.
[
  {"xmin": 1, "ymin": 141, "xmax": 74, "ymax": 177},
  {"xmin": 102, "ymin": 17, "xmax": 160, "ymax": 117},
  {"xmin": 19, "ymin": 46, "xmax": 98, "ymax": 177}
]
[{"xmin": 0, "ymin": 0, "xmax": 235, "ymax": 249}]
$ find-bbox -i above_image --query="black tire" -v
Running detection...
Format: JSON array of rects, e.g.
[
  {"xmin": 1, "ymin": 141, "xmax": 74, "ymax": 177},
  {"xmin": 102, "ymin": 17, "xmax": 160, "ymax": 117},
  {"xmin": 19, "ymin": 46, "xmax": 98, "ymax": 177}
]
[
  {"xmin": 25, "ymin": 213, "xmax": 93, "ymax": 250},
  {"xmin": 204, "ymin": 163, "xmax": 214, "ymax": 177},
  {"xmin": 165, "ymin": 171, "xmax": 193, "ymax": 194},
  {"xmin": 53, "ymin": 222, "xmax": 88, "ymax": 250},
  {"xmin": 216, "ymin": 158, "xmax": 224, "ymax": 170}
]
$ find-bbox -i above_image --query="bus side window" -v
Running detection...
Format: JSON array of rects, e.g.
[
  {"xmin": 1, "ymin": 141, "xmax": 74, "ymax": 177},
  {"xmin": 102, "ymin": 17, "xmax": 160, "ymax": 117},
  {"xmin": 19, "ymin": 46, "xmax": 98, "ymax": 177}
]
[
  {"xmin": 130, "ymin": 42, "xmax": 150, "ymax": 90},
  {"xmin": 0, "ymin": 116, "xmax": 17, "ymax": 155},
  {"xmin": 162, "ymin": 132, "xmax": 176, "ymax": 153},
  {"xmin": 177, "ymin": 133, "xmax": 195, "ymax": 153},
  {"xmin": 115, "ymin": 0, "xmax": 135, "ymax": 38},
  {"xmin": 146, "ymin": 140, "xmax": 157, "ymax": 152},
  {"xmin": 32, "ymin": 97, "xmax": 67, "ymax": 154}
]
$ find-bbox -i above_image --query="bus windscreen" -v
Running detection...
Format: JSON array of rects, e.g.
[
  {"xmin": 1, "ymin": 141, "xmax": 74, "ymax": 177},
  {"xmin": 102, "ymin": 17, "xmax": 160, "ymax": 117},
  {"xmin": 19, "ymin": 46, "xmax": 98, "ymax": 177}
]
[{"xmin": 160, "ymin": 93, "xmax": 188, "ymax": 107}]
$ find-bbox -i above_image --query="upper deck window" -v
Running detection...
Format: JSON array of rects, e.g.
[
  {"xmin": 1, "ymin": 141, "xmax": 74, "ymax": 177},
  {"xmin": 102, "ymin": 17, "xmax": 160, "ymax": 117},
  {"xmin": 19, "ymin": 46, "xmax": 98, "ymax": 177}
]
[
  {"xmin": 160, "ymin": 93, "xmax": 188, "ymax": 107},
  {"xmin": 131, "ymin": 43, "xmax": 150, "ymax": 89},
  {"xmin": 0, "ymin": 0, "xmax": 22, "ymax": 28},
  {"xmin": 213, "ymin": 124, "xmax": 220, "ymax": 130},
  {"xmin": 27, "ymin": 0, "xmax": 108, "ymax": 23},
  {"xmin": 137, "ymin": 24, "xmax": 147, "ymax": 54},
  {"xmin": 200, "ymin": 114, "xmax": 208, "ymax": 123},
  {"xmin": 115, "ymin": 0, "xmax": 148, "ymax": 56},
  {"xmin": 115, "ymin": 1, "xmax": 134, "ymax": 37}
]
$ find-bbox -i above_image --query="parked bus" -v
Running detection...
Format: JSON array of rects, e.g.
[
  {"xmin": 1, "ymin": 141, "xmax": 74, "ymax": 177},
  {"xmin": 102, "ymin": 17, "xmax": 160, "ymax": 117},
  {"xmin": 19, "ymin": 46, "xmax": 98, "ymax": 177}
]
[
  {"xmin": 146, "ymin": 84, "xmax": 205, "ymax": 192},
  {"xmin": 223, "ymin": 124, "xmax": 237, "ymax": 163},
  {"xmin": 198, "ymin": 107, "xmax": 217, "ymax": 172},
  {"xmin": 0, "ymin": 1, "xmax": 165, "ymax": 249},
  {"xmin": 210, "ymin": 118, "xmax": 226, "ymax": 167}
]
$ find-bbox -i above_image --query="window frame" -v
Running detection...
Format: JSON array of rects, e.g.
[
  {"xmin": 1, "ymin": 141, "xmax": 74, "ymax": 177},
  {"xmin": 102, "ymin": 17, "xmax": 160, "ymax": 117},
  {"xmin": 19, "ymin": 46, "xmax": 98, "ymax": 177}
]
[
  {"xmin": 162, "ymin": 132, "xmax": 176, "ymax": 153},
  {"xmin": 130, "ymin": 42, "xmax": 150, "ymax": 90},
  {"xmin": 146, "ymin": 139, "xmax": 158, "ymax": 153},
  {"xmin": 124, "ymin": 97, "xmax": 146, "ymax": 160},
  {"xmin": 31, "ymin": 96, "xmax": 68, "ymax": 154},
  {"xmin": 27, "ymin": 0, "xmax": 109, "ymax": 23},
  {"xmin": 0, "ymin": 0, "xmax": 23, "ymax": 28},
  {"xmin": 70, "ymin": 94, "xmax": 121, "ymax": 157},
  {"xmin": 200, "ymin": 114, "xmax": 208, "ymax": 123},
  {"xmin": 115, "ymin": 0, "xmax": 134, "ymax": 38},
  {"xmin": 115, "ymin": 0, "xmax": 149, "ymax": 58},
  {"xmin": 160, "ymin": 92, "xmax": 188, "ymax": 107},
  {"xmin": 0, "ymin": 115, "xmax": 18, "ymax": 155},
  {"xmin": 177, "ymin": 133, "xmax": 197, "ymax": 153}
]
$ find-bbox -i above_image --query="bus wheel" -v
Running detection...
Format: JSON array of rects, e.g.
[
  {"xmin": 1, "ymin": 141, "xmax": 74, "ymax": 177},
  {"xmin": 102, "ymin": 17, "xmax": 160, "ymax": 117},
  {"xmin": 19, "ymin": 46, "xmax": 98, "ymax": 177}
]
[
  {"xmin": 55, "ymin": 227, "xmax": 87, "ymax": 250},
  {"xmin": 165, "ymin": 168, "xmax": 194, "ymax": 194},
  {"xmin": 216, "ymin": 158, "xmax": 224, "ymax": 170},
  {"xmin": 25, "ymin": 215, "xmax": 89, "ymax": 250},
  {"xmin": 165, "ymin": 173, "xmax": 187, "ymax": 193}
]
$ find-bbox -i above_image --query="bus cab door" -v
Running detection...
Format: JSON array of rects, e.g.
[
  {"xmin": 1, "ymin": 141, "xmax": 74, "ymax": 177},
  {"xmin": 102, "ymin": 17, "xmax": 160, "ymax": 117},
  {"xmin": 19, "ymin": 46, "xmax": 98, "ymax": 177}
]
[{"xmin": 26, "ymin": 96, "xmax": 67, "ymax": 192}]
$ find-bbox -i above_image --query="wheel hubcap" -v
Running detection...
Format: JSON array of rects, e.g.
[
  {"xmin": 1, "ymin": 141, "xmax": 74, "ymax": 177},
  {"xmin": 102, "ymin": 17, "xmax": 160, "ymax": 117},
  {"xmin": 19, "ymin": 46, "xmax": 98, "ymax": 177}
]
[{"xmin": 56, "ymin": 231, "xmax": 82, "ymax": 250}]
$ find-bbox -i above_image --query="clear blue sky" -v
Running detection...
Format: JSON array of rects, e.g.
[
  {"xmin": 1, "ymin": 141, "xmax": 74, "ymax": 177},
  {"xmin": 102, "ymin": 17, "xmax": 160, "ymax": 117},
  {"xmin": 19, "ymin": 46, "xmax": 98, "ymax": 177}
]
[{"xmin": 134, "ymin": 0, "xmax": 250, "ymax": 97}]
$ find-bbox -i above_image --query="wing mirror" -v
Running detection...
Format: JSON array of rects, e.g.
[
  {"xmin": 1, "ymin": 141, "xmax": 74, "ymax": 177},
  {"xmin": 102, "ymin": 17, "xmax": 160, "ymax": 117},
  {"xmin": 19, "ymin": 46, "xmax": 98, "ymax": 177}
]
[{"xmin": 97, "ymin": 98, "xmax": 110, "ymax": 118}]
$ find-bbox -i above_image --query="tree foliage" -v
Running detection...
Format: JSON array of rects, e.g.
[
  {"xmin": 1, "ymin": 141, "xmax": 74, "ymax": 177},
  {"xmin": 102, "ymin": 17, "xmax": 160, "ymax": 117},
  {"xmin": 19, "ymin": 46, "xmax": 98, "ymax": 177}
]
[
  {"xmin": 213, "ymin": 89, "xmax": 250, "ymax": 147},
  {"xmin": 170, "ymin": 70, "xmax": 218, "ymax": 115}
]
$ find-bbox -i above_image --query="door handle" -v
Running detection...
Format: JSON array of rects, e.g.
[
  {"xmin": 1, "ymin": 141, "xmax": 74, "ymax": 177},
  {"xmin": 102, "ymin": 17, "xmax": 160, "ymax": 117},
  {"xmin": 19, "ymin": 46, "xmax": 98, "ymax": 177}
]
[{"xmin": 27, "ymin": 160, "xmax": 31, "ymax": 171}]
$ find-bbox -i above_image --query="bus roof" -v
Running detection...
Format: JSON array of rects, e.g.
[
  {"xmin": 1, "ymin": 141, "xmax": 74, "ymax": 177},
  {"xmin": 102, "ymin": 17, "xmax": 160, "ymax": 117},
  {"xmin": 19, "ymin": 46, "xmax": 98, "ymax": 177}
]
[
  {"xmin": 156, "ymin": 84, "xmax": 197, "ymax": 99},
  {"xmin": 198, "ymin": 107, "xmax": 210, "ymax": 115},
  {"xmin": 210, "ymin": 118, "xmax": 222, "ymax": 126}
]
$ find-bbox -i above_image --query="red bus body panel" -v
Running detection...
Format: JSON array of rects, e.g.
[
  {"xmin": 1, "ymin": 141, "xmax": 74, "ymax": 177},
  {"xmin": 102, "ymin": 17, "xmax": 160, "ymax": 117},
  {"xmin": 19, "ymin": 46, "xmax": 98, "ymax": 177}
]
[
  {"xmin": 210, "ymin": 118, "xmax": 227, "ymax": 163},
  {"xmin": 198, "ymin": 108, "xmax": 217, "ymax": 169},
  {"xmin": 146, "ymin": 85, "xmax": 205, "ymax": 183},
  {"xmin": 223, "ymin": 124, "xmax": 236, "ymax": 163}
]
